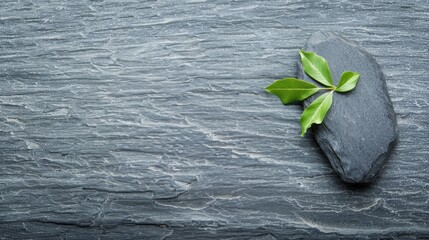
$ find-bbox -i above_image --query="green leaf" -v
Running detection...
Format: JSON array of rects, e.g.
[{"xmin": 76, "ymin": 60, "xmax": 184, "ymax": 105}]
[
  {"xmin": 265, "ymin": 78, "xmax": 320, "ymax": 104},
  {"xmin": 299, "ymin": 49, "xmax": 334, "ymax": 87},
  {"xmin": 335, "ymin": 71, "xmax": 360, "ymax": 93},
  {"xmin": 300, "ymin": 91, "xmax": 334, "ymax": 136}
]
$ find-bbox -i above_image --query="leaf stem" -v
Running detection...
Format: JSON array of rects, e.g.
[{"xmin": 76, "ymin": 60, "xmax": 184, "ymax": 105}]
[{"xmin": 319, "ymin": 87, "xmax": 336, "ymax": 90}]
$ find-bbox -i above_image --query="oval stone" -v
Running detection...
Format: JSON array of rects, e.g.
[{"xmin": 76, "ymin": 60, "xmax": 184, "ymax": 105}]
[{"xmin": 297, "ymin": 31, "xmax": 398, "ymax": 184}]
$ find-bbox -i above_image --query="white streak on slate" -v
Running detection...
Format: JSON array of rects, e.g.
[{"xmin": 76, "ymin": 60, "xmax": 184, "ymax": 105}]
[{"xmin": 0, "ymin": 0, "xmax": 428, "ymax": 239}]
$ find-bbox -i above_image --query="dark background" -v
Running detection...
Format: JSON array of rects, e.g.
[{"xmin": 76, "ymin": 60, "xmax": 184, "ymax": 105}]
[{"xmin": 0, "ymin": 0, "xmax": 428, "ymax": 239}]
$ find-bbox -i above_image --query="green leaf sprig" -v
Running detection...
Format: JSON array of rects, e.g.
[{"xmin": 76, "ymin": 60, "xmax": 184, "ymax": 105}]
[{"xmin": 265, "ymin": 49, "xmax": 360, "ymax": 136}]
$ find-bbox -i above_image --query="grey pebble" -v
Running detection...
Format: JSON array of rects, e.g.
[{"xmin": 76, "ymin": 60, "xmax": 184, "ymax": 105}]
[{"xmin": 299, "ymin": 31, "xmax": 398, "ymax": 183}]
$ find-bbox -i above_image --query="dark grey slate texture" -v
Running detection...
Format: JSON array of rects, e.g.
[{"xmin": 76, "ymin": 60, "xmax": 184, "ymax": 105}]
[
  {"xmin": 298, "ymin": 31, "xmax": 398, "ymax": 184},
  {"xmin": 0, "ymin": 0, "xmax": 428, "ymax": 239}
]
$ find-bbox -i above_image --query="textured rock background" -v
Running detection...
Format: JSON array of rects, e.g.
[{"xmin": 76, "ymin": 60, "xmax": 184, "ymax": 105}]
[{"xmin": 0, "ymin": 0, "xmax": 428, "ymax": 239}]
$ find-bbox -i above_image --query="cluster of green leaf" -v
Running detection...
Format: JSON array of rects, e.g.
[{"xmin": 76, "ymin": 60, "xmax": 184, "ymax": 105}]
[{"xmin": 265, "ymin": 50, "xmax": 360, "ymax": 136}]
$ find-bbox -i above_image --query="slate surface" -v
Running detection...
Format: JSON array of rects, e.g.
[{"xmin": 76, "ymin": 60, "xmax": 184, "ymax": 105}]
[{"xmin": 0, "ymin": 0, "xmax": 428, "ymax": 239}]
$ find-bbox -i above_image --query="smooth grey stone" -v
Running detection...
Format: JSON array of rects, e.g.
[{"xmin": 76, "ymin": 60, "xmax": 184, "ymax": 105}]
[{"xmin": 298, "ymin": 31, "xmax": 398, "ymax": 184}]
